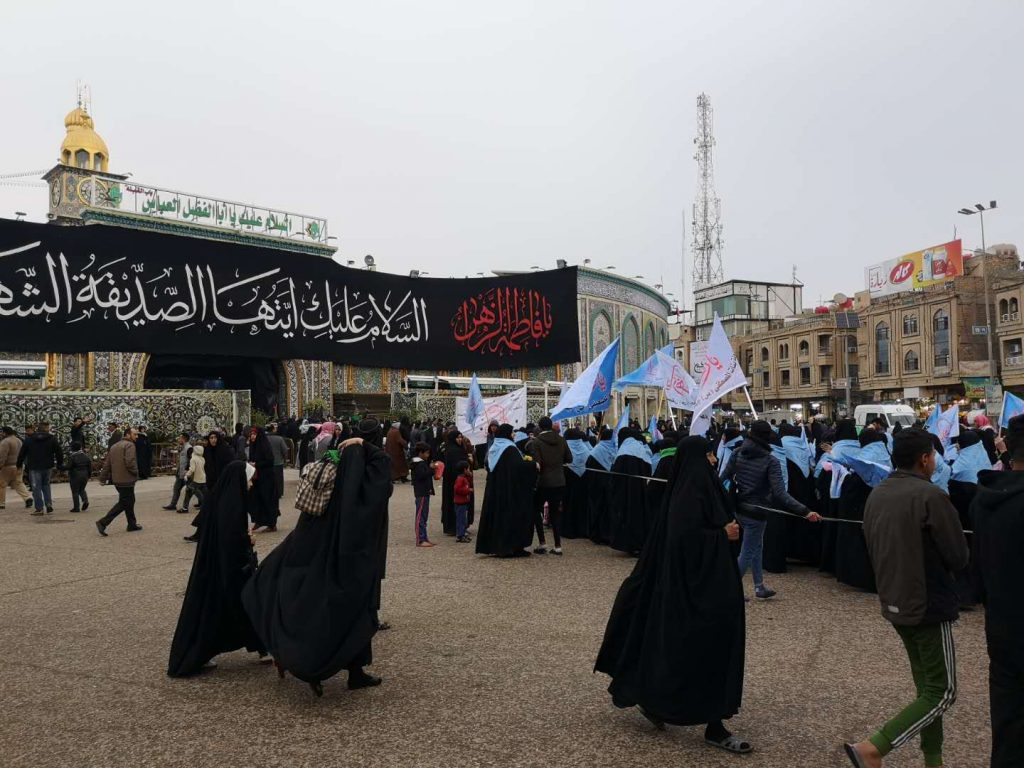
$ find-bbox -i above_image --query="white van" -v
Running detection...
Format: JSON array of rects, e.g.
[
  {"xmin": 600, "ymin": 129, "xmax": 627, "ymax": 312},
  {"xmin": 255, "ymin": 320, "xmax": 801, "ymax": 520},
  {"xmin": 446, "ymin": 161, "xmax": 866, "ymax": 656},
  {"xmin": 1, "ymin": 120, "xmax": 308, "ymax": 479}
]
[{"xmin": 854, "ymin": 404, "xmax": 917, "ymax": 432}]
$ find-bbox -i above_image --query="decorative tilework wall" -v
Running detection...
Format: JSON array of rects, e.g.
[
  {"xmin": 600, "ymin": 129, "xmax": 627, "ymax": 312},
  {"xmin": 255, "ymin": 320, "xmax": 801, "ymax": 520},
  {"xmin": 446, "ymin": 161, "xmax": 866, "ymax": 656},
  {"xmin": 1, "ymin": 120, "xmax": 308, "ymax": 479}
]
[{"xmin": 0, "ymin": 389, "xmax": 249, "ymax": 457}]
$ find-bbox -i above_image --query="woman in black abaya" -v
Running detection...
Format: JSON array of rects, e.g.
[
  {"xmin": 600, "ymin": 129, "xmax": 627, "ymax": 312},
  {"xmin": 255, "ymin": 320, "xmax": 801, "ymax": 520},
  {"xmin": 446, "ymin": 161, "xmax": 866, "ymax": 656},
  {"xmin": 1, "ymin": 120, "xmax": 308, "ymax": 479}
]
[
  {"xmin": 184, "ymin": 431, "xmax": 237, "ymax": 543},
  {"xmin": 441, "ymin": 430, "xmax": 468, "ymax": 536},
  {"xmin": 560, "ymin": 427, "xmax": 592, "ymax": 539},
  {"xmin": 168, "ymin": 461, "xmax": 266, "ymax": 677},
  {"xmin": 595, "ymin": 435, "xmax": 749, "ymax": 754},
  {"xmin": 609, "ymin": 428, "xmax": 652, "ymax": 556},
  {"xmin": 242, "ymin": 433, "xmax": 391, "ymax": 697},
  {"xmin": 476, "ymin": 425, "xmax": 538, "ymax": 557},
  {"xmin": 247, "ymin": 427, "xmax": 279, "ymax": 533}
]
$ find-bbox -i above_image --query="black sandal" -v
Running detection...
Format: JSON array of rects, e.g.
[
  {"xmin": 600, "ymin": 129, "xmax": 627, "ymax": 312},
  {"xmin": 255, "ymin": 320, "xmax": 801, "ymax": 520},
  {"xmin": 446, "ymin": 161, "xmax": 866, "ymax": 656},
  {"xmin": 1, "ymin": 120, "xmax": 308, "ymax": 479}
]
[{"xmin": 705, "ymin": 734, "xmax": 753, "ymax": 754}]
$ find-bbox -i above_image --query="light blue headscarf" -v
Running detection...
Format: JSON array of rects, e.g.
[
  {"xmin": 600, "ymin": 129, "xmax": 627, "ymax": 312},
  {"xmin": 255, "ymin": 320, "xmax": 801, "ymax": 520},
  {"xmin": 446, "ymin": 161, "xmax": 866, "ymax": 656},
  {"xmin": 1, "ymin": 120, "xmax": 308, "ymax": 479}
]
[
  {"xmin": 931, "ymin": 452, "xmax": 951, "ymax": 494},
  {"xmin": 615, "ymin": 437, "xmax": 653, "ymax": 467},
  {"xmin": 589, "ymin": 439, "xmax": 617, "ymax": 471},
  {"xmin": 565, "ymin": 439, "xmax": 592, "ymax": 478},
  {"xmin": 717, "ymin": 435, "xmax": 743, "ymax": 478},
  {"xmin": 486, "ymin": 438, "xmax": 519, "ymax": 472},
  {"xmin": 814, "ymin": 438, "xmax": 861, "ymax": 478},
  {"xmin": 770, "ymin": 444, "xmax": 789, "ymax": 491},
  {"xmin": 782, "ymin": 435, "xmax": 812, "ymax": 478},
  {"xmin": 848, "ymin": 441, "xmax": 893, "ymax": 488},
  {"xmin": 951, "ymin": 442, "xmax": 991, "ymax": 484}
]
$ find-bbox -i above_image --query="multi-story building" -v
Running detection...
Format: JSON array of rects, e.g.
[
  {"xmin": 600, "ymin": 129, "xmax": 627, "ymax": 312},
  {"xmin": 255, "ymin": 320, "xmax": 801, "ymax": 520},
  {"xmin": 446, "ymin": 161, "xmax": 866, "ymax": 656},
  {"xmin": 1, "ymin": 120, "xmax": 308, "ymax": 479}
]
[
  {"xmin": 733, "ymin": 312, "xmax": 856, "ymax": 418},
  {"xmin": 853, "ymin": 253, "xmax": 1012, "ymax": 406}
]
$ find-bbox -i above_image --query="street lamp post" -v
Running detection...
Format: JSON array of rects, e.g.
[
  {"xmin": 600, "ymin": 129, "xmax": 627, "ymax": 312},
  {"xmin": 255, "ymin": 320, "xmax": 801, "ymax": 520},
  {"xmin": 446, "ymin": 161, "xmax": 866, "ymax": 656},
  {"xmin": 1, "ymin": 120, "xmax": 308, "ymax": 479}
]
[{"xmin": 958, "ymin": 201, "xmax": 998, "ymax": 382}]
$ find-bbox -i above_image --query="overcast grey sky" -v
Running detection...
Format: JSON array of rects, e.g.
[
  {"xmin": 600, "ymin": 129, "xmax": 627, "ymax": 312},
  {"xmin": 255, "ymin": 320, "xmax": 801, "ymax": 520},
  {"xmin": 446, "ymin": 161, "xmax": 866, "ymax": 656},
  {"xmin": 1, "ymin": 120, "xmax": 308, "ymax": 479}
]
[{"xmin": 2, "ymin": 1, "xmax": 1021, "ymax": 310}]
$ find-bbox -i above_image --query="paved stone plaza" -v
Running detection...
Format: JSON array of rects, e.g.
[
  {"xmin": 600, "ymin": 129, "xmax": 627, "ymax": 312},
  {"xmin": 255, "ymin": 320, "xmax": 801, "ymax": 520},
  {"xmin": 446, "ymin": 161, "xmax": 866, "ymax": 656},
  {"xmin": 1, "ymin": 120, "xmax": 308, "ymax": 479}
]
[{"xmin": 1, "ymin": 472, "xmax": 992, "ymax": 767}]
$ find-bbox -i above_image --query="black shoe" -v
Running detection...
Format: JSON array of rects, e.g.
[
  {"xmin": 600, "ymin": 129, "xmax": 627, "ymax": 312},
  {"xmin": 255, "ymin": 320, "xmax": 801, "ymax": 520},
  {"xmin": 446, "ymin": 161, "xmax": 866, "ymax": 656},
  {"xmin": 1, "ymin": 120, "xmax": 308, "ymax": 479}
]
[
  {"xmin": 639, "ymin": 706, "xmax": 666, "ymax": 731},
  {"xmin": 126, "ymin": 525, "xmax": 143, "ymax": 532},
  {"xmin": 71, "ymin": 508, "xmax": 80, "ymax": 514},
  {"xmin": 533, "ymin": 546, "xmax": 548, "ymax": 555},
  {"xmin": 95, "ymin": 521, "xmax": 108, "ymax": 537},
  {"xmin": 24, "ymin": 499, "xmax": 33, "ymax": 509},
  {"xmin": 161, "ymin": 504, "xmax": 176, "ymax": 511},
  {"xmin": 82, "ymin": 502, "xmax": 89, "ymax": 511},
  {"xmin": 183, "ymin": 533, "xmax": 199, "ymax": 542},
  {"xmin": 177, "ymin": 508, "xmax": 188, "ymax": 514},
  {"xmin": 347, "ymin": 671, "xmax": 382, "ymax": 690},
  {"xmin": 310, "ymin": 681, "xmax": 324, "ymax": 697},
  {"xmin": 45, "ymin": 506, "xmax": 53, "ymax": 514}
]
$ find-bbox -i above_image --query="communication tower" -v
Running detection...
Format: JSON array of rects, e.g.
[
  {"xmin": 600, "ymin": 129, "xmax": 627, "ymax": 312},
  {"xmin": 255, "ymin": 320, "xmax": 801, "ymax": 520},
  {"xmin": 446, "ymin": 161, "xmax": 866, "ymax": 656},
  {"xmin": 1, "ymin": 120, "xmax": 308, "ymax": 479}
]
[{"xmin": 691, "ymin": 93, "xmax": 724, "ymax": 288}]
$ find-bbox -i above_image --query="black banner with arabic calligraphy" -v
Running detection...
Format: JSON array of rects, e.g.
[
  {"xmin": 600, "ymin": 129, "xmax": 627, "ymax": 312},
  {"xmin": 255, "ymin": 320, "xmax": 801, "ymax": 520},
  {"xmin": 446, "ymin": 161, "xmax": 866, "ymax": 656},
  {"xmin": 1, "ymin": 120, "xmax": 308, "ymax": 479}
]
[{"xmin": 0, "ymin": 219, "xmax": 580, "ymax": 369}]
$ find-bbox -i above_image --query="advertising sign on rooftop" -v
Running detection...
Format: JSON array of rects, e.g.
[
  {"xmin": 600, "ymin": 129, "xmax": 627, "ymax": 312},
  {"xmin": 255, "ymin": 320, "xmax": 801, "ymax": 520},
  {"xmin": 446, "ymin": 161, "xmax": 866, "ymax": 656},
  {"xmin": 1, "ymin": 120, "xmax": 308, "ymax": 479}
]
[{"xmin": 866, "ymin": 239, "xmax": 963, "ymax": 297}]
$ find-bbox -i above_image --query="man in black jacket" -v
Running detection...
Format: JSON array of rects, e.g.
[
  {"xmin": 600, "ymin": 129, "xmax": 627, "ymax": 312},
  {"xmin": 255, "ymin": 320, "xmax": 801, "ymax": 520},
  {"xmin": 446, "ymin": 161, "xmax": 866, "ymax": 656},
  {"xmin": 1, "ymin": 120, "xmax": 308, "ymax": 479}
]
[
  {"xmin": 526, "ymin": 416, "xmax": 573, "ymax": 555},
  {"xmin": 971, "ymin": 417, "xmax": 1024, "ymax": 768},
  {"xmin": 723, "ymin": 420, "xmax": 819, "ymax": 599},
  {"xmin": 844, "ymin": 428, "xmax": 968, "ymax": 768},
  {"xmin": 18, "ymin": 422, "xmax": 63, "ymax": 515}
]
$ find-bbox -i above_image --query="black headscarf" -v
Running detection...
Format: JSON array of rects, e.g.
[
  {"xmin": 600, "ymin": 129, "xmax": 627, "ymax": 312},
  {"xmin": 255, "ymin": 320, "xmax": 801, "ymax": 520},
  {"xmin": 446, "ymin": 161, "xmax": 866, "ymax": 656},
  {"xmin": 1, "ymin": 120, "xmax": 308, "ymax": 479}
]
[
  {"xmin": 834, "ymin": 418, "xmax": 858, "ymax": 442},
  {"xmin": 168, "ymin": 461, "xmax": 265, "ymax": 677},
  {"xmin": 859, "ymin": 429, "xmax": 888, "ymax": 447},
  {"xmin": 595, "ymin": 435, "xmax": 744, "ymax": 725}
]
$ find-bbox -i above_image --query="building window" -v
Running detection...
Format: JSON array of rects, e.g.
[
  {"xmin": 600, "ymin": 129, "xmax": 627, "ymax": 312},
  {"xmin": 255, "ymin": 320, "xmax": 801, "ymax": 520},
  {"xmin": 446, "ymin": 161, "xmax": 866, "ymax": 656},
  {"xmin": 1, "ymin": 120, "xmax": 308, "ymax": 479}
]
[
  {"xmin": 1006, "ymin": 339, "xmax": 1023, "ymax": 366},
  {"xmin": 75, "ymin": 149, "xmax": 89, "ymax": 168},
  {"xmin": 745, "ymin": 348, "xmax": 753, "ymax": 375},
  {"xmin": 781, "ymin": 369, "xmax": 791, "ymax": 387},
  {"xmin": 817, "ymin": 334, "xmax": 831, "ymax": 355},
  {"xmin": 934, "ymin": 309, "xmax": 950, "ymax": 368},
  {"xmin": 819, "ymin": 364, "xmax": 832, "ymax": 383},
  {"xmin": 798, "ymin": 339, "xmax": 809, "ymax": 357},
  {"xmin": 1000, "ymin": 299, "xmax": 1009, "ymax": 319},
  {"xmin": 903, "ymin": 314, "xmax": 919, "ymax": 335},
  {"xmin": 761, "ymin": 346, "xmax": 769, "ymax": 363},
  {"xmin": 800, "ymin": 366, "xmax": 811, "ymax": 385},
  {"xmin": 778, "ymin": 342, "xmax": 789, "ymax": 360},
  {"xmin": 875, "ymin": 322, "xmax": 890, "ymax": 375},
  {"xmin": 761, "ymin": 370, "xmax": 770, "ymax": 389},
  {"xmin": 1012, "ymin": 298, "xmax": 1020, "ymax": 317},
  {"xmin": 905, "ymin": 350, "xmax": 920, "ymax": 373}
]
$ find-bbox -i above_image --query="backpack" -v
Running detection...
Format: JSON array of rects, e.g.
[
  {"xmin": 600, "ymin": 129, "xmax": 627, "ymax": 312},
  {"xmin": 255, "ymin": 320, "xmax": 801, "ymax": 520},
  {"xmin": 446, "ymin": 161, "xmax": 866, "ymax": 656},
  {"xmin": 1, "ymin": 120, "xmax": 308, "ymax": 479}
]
[{"xmin": 295, "ymin": 458, "xmax": 336, "ymax": 517}]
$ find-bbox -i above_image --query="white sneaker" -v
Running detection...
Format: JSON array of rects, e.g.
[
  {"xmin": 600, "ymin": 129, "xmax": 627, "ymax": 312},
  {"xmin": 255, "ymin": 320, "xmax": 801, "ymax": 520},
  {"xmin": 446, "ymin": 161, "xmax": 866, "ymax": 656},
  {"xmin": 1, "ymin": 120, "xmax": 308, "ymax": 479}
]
[{"xmin": 552, "ymin": 547, "xmax": 563, "ymax": 555}]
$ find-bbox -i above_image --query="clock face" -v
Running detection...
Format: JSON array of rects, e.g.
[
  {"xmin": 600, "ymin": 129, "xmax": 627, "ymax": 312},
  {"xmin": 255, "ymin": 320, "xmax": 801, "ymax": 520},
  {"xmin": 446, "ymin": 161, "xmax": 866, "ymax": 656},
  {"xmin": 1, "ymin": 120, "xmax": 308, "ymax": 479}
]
[{"xmin": 50, "ymin": 179, "xmax": 62, "ymax": 207}]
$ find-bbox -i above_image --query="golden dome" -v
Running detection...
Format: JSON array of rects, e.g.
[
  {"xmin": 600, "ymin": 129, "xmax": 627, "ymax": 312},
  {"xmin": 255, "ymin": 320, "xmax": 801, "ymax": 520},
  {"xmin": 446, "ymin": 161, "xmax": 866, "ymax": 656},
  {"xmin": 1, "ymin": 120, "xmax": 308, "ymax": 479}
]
[{"xmin": 60, "ymin": 105, "xmax": 109, "ymax": 172}]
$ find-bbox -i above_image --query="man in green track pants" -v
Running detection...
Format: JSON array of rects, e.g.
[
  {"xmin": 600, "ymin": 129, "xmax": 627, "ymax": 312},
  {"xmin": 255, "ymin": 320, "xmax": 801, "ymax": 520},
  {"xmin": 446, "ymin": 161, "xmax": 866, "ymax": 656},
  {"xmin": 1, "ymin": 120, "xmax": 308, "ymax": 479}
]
[{"xmin": 843, "ymin": 428, "xmax": 968, "ymax": 768}]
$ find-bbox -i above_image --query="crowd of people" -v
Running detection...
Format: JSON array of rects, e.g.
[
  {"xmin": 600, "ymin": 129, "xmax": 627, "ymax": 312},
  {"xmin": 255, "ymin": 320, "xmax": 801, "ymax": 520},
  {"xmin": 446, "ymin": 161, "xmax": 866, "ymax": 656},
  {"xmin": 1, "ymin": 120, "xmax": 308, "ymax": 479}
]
[{"xmin": 3, "ymin": 405, "xmax": 1019, "ymax": 766}]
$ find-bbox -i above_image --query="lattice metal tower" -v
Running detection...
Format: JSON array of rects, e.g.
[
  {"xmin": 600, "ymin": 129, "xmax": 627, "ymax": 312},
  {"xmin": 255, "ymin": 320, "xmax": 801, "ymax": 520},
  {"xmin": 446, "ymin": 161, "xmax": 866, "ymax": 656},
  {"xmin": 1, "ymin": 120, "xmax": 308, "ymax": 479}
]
[{"xmin": 691, "ymin": 93, "xmax": 724, "ymax": 288}]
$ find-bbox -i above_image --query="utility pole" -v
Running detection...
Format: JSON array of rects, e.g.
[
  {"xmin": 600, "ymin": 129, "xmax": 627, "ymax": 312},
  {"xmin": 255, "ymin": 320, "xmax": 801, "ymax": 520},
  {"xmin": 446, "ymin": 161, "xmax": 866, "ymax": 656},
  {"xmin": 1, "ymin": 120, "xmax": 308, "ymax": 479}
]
[{"xmin": 958, "ymin": 202, "xmax": 998, "ymax": 382}]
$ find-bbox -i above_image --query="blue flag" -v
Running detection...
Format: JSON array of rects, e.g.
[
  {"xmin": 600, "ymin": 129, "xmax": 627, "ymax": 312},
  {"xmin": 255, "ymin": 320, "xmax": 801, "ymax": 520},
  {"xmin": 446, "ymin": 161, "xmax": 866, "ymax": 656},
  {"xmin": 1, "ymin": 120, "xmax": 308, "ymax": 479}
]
[
  {"xmin": 923, "ymin": 405, "xmax": 940, "ymax": 433},
  {"xmin": 647, "ymin": 415, "xmax": 662, "ymax": 442},
  {"xmin": 1001, "ymin": 391, "xmax": 1024, "ymax": 428},
  {"xmin": 614, "ymin": 404, "xmax": 631, "ymax": 436},
  {"xmin": 465, "ymin": 373, "xmax": 485, "ymax": 428},
  {"xmin": 550, "ymin": 338, "xmax": 620, "ymax": 421}
]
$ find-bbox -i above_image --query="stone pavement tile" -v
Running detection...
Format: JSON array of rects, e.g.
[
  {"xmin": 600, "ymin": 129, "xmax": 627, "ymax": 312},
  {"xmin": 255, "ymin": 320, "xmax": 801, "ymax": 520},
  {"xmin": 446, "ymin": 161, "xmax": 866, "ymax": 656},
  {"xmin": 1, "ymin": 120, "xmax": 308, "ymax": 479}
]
[{"xmin": 0, "ymin": 474, "xmax": 993, "ymax": 768}]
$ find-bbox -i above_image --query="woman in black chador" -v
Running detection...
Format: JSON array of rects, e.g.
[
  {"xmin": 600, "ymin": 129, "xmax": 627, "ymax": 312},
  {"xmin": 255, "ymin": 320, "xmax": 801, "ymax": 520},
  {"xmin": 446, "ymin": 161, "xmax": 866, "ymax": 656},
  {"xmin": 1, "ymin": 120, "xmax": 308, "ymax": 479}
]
[
  {"xmin": 594, "ymin": 435, "xmax": 751, "ymax": 755},
  {"xmin": 242, "ymin": 422, "xmax": 392, "ymax": 697},
  {"xmin": 440, "ymin": 429, "xmax": 469, "ymax": 536},
  {"xmin": 246, "ymin": 427, "xmax": 279, "ymax": 533},
  {"xmin": 168, "ymin": 461, "xmax": 266, "ymax": 677}
]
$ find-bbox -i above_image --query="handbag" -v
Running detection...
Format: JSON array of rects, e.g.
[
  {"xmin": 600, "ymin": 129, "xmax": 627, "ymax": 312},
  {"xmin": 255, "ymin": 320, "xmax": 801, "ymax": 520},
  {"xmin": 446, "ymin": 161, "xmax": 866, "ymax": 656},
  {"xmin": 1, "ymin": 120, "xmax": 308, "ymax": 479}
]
[{"xmin": 295, "ymin": 458, "xmax": 336, "ymax": 517}]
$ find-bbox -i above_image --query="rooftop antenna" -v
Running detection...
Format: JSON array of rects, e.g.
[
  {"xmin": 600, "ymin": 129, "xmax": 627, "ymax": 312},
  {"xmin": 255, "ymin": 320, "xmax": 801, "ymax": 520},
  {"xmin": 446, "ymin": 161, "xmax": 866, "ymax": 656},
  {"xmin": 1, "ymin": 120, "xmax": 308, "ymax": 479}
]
[{"xmin": 691, "ymin": 93, "xmax": 724, "ymax": 289}]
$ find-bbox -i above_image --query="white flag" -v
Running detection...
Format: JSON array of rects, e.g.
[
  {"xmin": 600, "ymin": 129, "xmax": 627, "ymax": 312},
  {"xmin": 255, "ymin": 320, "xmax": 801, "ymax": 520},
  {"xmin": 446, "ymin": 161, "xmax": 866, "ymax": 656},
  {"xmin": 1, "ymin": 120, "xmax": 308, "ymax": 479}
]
[
  {"xmin": 688, "ymin": 314, "xmax": 748, "ymax": 418},
  {"xmin": 456, "ymin": 386, "xmax": 528, "ymax": 445},
  {"xmin": 688, "ymin": 408, "xmax": 712, "ymax": 437}
]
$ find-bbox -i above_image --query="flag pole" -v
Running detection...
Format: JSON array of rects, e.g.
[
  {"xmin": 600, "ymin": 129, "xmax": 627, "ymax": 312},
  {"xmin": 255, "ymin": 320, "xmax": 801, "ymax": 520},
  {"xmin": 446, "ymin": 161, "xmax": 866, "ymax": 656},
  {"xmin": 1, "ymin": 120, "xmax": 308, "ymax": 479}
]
[{"xmin": 743, "ymin": 386, "xmax": 760, "ymax": 420}]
